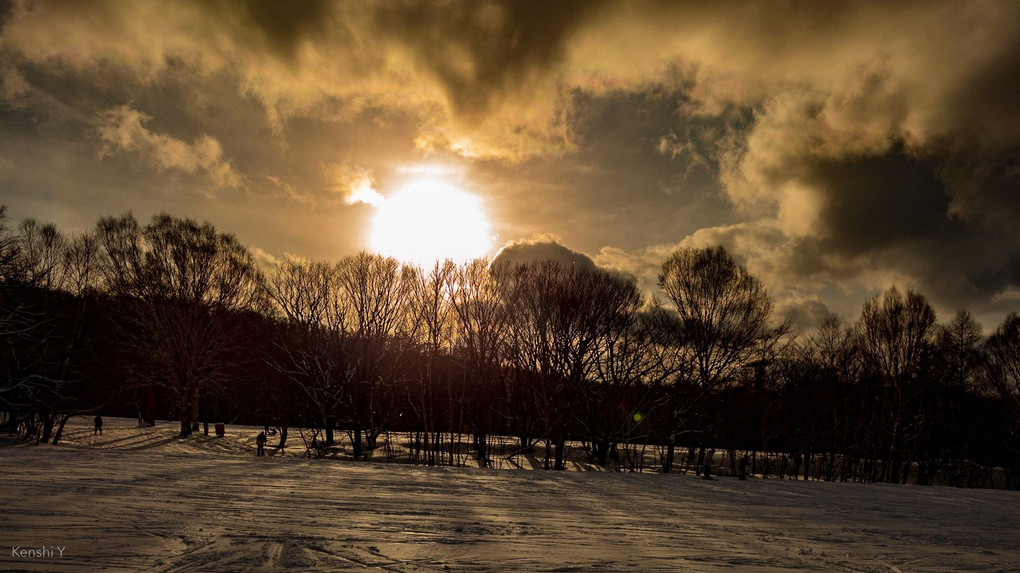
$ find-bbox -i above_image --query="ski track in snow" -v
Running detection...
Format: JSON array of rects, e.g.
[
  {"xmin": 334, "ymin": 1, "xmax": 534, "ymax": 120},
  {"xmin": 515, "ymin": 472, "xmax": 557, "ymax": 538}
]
[{"xmin": 2, "ymin": 418, "xmax": 1019, "ymax": 572}]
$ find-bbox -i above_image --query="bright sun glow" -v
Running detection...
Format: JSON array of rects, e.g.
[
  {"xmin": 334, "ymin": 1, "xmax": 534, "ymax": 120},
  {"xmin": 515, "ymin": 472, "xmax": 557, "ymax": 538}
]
[{"xmin": 370, "ymin": 179, "xmax": 493, "ymax": 264}]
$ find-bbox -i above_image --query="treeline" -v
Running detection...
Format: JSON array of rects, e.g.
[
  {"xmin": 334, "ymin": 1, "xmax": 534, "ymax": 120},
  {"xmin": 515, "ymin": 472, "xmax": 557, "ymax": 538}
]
[{"xmin": 1, "ymin": 206, "xmax": 1018, "ymax": 488}]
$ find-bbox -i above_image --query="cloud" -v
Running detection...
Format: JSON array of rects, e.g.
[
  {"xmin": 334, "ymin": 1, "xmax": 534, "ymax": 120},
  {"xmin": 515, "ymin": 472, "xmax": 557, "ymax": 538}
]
[
  {"xmin": 493, "ymin": 234, "xmax": 596, "ymax": 269},
  {"xmin": 776, "ymin": 297, "xmax": 833, "ymax": 334},
  {"xmin": 97, "ymin": 105, "xmax": 242, "ymax": 189},
  {"xmin": 0, "ymin": 0, "xmax": 593, "ymax": 159},
  {"xmin": 4, "ymin": 0, "xmax": 1020, "ymax": 331},
  {"xmin": 712, "ymin": 68, "xmax": 1020, "ymax": 317},
  {"xmin": 0, "ymin": 59, "xmax": 28, "ymax": 104},
  {"xmin": 326, "ymin": 163, "xmax": 384, "ymax": 207},
  {"xmin": 593, "ymin": 222, "xmax": 908, "ymax": 330},
  {"xmin": 264, "ymin": 175, "xmax": 314, "ymax": 205},
  {"xmin": 597, "ymin": 223, "xmax": 785, "ymax": 278},
  {"xmin": 249, "ymin": 245, "xmax": 278, "ymax": 271},
  {"xmin": 5, "ymin": 1, "xmax": 1019, "ymax": 162}
]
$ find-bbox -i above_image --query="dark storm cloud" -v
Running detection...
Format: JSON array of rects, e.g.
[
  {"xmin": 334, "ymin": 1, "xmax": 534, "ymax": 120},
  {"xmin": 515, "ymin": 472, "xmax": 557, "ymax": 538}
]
[
  {"xmin": 221, "ymin": 0, "xmax": 334, "ymax": 61},
  {"xmin": 939, "ymin": 11, "xmax": 1020, "ymax": 149},
  {"xmin": 737, "ymin": 121, "xmax": 1020, "ymax": 316},
  {"xmin": 0, "ymin": 0, "xmax": 613, "ymax": 158},
  {"xmin": 972, "ymin": 254, "xmax": 1020, "ymax": 295},
  {"xmin": 369, "ymin": 1, "xmax": 607, "ymax": 119},
  {"xmin": 2, "ymin": 0, "xmax": 1020, "ymax": 329},
  {"xmin": 768, "ymin": 138, "xmax": 1020, "ymax": 316},
  {"xmin": 809, "ymin": 148, "xmax": 956, "ymax": 256}
]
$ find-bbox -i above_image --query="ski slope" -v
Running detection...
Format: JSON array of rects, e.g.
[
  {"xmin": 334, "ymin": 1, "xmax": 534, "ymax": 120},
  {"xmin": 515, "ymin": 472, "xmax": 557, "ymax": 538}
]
[{"xmin": 2, "ymin": 417, "xmax": 1018, "ymax": 571}]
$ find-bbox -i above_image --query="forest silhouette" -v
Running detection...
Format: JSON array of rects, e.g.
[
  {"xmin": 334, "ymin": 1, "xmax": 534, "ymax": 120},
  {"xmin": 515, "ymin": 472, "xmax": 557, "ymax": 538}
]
[{"xmin": 2, "ymin": 206, "xmax": 1018, "ymax": 488}]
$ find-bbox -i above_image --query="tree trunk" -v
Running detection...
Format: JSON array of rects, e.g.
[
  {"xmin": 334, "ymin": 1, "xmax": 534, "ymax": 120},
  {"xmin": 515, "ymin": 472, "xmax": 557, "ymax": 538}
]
[
  {"xmin": 179, "ymin": 386, "xmax": 199, "ymax": 437},
  {"xmin": 663, "ymin": 433, "xmax": 676, "ymax": 474},
  {"xmin": 51, "ymin": 415, "xmax": 71, "ymax": 446},
  {"xmin": 888, "ymin": 450, "xmax": 901, "ymax": 484},
  {"xmin": 145, "ymin": 386, "xmax": 157, "ymax": 426},
  {"xmin": 40, "ymin": 413, "xmax": 54, "ymax": 444},
  {"xmin": 325, "ymin": 416, "xmax": 335, "ymax": 446},
  {"xmin": 475, "ymin": 432, "xmax": 488, "ymax": 467},
  {"xmin": 554, "ymin": 438, "xmax": 566, "ymax": 471},
  {"xmin": 594, "ymin": 439, "xmax": 611, "ymax": 466},
  {"xmin": 352, "ymin": 426, "xmax": 364, "ymax": 459},
  {"xmin": 518, "ymin": 433, "xmax": 535, "ymax": 452}
]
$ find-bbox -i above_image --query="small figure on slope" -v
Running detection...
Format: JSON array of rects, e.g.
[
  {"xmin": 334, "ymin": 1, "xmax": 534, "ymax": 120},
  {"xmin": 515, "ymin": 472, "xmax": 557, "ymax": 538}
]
[
  {"xmin": 93, "ymin": 415, "xmax": 103, "ymax": 436},
  {"xmin": 256, "ymin": 431, "xmax": 267, "ymax": 457}
]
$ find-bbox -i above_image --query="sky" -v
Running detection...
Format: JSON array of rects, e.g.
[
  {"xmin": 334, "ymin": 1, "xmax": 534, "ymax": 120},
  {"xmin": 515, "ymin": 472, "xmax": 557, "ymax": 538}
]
[{"xmin": 1, "ymin": 0, "xmax": 1019, "ymax": 331}]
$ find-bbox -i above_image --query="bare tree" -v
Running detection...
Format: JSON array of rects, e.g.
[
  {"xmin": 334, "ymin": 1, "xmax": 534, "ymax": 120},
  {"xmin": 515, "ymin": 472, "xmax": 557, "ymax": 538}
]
[
  {"xmin": 403, "ymin": 260, "xmax": 466, "ymax": 466},
  {"xmin": 907, "ymin": 310, "xmax": 987, "ymax": 484},
  {"xmin": 858, "ymin": 286, "xmax": 936, "ymax": 482},
  {"xmin": 984, "ymin": 312, "xmax": 1020, "ymax": 486},
  {"xmin": 937, "ymin": 311, "xmax": 984, "ymax": 390},
  {"xmin": 0, "ymin": 206, "xmax": 28, "ymax": 418},
  {"xmin": 0, "ymin": 206, "xmax": 22, "ymax": 287},
  {"xmin": 497, "ymin": 261, "xmax": 639, "ymax": 469},
  {"xmin": 577, "ymin": 274, "xmax": 652, "ymax": 468},
  {"xmin": 61, "ymin": 232, "xmax": 103, "ymax": 297},
  {"xmin": 986, "ymin": 312, "xmax": 1020, "ymax": 413},
  {"xmin": 16, "ymin": 218, "xmax": 66, "ymax": 290},
  {"xmin": 265, "ymin": 253, "xmax": 415, "ymax": 458},
  {"xmin": 336, "ymin": 252, "xmax": 414, "ymax": 458},
  {"xmin": 0, "ymin": 211, "xmax": 93, "ymax": 443},
  {"xmin": 96, "ymin": 213, "xmax": 262, "ymax": 436},
  {"xmin": 656, "ymin": 246, "xmax": 782, "ymax": 473},
  {"xmin": 447, "ymin": 258, "xmax": 509, "ymax": 467},
  {"xmin": 859, "ymin": 286, "xmax": 935, "ymax": 383},
  {"xmin": 263, "ymin": 259, "xmax": 350, "ymax": 453},
  {"xmin": 791, "ymin": 314, "xmax": 865, "ymax": 481}
]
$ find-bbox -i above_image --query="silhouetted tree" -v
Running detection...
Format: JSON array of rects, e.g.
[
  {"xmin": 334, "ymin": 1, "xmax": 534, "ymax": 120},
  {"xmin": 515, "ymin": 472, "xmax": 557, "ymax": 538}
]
[
  {"xmin": 984, "ymin": 312, "xmax": 1020, "ymax": 485},
  {"xmin": 61, "ymin": 232, "xmax": 103, "ymax": 297},
  {"xmin": 336, "ymin": 252, "xmax": 414, "ymax": 458},
  {"xmin": 405, "ymin": 260, "xmax": 461, "ymax": 466},
  {"xmin": 498, "ymin": 260, "xmax": 644, "ymax": 470},
  {"xmin": 96, "ymin": 213, "xmax": 262, "ymax": 437},
  {"xmin": 858, "ymin": 286, "xmax": 936, "ymax": 482},
  {"xmin": 656, "ymin": 246, "xmax": 782, "ymax": 473},
  {"xmin": 986, "ymin": 312, "xmax": 1020, "ymax": 414},
  {"xmin": 910, "ymin": 311, "xmax": 985, "ymax": 484},
  {"xmin": 578, "ymin": 276, "xmax": 652, "ymax": 468},
  {"xmin": 264, "ymin": 259, "xmax": 350, "ymax": 452},
  {"xmin": 0, "ymin": 210, "xmax": 100, "ymax": 443},
  {"xmin": 15, "ymin": 218, "xmax": 66, "ymax": 290},
  {"xmin": 4, "ymin": 200, "xmax": 1020, "ymax": 486},
  {"xmin": 447, "ymin": 258, "xmax": 509, "ymax": 467},
  {"xmin": 788, "ymin": 314, "xmax": 865, "ymax": 481}
]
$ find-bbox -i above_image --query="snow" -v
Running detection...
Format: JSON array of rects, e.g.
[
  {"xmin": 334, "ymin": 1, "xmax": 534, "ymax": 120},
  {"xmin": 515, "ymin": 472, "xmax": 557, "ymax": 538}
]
[{"xmin": 2, "ymin": 417, "xmax": 1018, "ymax": 572}]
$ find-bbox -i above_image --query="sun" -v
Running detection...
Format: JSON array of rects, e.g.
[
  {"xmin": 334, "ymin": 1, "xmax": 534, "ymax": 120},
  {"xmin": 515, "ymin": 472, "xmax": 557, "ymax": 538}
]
[{"xmin": 369, "ymin": 178, "xmax": 493, "ymax": 264}]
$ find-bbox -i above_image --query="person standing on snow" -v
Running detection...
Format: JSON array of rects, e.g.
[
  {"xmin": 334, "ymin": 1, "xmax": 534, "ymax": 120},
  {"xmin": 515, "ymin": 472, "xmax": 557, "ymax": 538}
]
[
  {"xmin": 93, "ymin": 415, "xmax": 103, "ymax": 435},
  {"xmin": 256, "ymin": 431, "xmax": 267, "ymax": 456}
]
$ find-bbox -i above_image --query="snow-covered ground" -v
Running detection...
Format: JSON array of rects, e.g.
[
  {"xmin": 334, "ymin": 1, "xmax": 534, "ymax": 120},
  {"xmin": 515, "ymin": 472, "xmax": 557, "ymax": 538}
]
[{"xmin": 2, "ymin": 417, "xmax": 1018, "ymax": 572}]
